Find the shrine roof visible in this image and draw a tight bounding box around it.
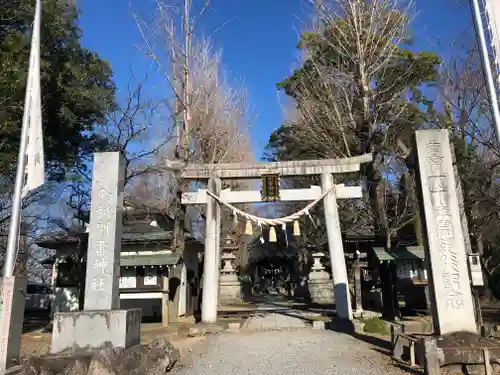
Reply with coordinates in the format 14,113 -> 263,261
120,253 -> 181,267
41,252 -> 182,266
343,228 -> 376,242
372,246 -> 425,262
35,219 -> 198,250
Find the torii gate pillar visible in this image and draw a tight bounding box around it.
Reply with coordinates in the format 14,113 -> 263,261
322,172 -> 353,320
201,177 -> 221,324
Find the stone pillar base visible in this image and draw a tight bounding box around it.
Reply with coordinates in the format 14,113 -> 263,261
219,275 -> 242,305
308,271 -> 335,305
0,276 -> 27,370
51,309 -> 142,353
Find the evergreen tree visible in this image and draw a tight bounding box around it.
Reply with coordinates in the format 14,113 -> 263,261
0,0 -> 115,180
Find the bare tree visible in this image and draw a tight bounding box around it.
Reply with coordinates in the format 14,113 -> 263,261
432,41 -> 500,299
272,0 -> 440,248
133,0 -> 254,266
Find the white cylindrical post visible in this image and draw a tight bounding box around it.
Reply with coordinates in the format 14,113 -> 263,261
214,178 -> 221,308
321,172 -> 353,320
470,0 -> 500,146
201,178 -> 218,323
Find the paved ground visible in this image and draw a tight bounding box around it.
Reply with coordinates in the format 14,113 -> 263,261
243,312 -> 307,329
175,328 -> 408,375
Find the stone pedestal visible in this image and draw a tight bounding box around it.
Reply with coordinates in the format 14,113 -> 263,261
218,235 -> 242,305
308,252 -> 335,305
0,277 -> 27,370
50,152 -> 142,354
51,309 -> 141,353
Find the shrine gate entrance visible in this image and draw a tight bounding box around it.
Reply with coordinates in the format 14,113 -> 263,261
175,154 -> 372,323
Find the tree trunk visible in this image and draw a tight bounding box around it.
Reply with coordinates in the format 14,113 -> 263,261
406,169 -> 424,246
365,162 -> 390,249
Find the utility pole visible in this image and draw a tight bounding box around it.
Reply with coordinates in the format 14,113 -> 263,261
470,0 -> 500,146
470,0 -> 500,330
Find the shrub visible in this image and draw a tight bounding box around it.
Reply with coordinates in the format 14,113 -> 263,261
362,317 -> 389,335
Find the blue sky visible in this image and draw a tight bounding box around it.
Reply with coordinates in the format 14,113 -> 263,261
77,0 -> 475,160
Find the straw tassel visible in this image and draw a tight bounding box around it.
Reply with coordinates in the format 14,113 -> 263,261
293,220 -> 301,236
269,226 -> 277,243
245,220 -> 253,235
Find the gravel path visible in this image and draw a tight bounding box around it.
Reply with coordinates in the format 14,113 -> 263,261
175,329 -> 409,375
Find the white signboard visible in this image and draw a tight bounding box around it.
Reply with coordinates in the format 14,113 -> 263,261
119,268 -> 137,289
119,276 -> 136,289
144,268 -> 158,286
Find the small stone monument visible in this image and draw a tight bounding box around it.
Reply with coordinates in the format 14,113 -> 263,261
218,234 -> 242,305
308,252 -> 335,305
51,152 -> 142,353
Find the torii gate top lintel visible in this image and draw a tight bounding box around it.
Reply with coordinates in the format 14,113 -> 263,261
171,153 -> 372,180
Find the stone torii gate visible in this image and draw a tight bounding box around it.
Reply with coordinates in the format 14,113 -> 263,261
176,154 -> 373,323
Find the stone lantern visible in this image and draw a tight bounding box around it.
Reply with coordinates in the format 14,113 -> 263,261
218,233 -> 242,305
308,252 -> 335,305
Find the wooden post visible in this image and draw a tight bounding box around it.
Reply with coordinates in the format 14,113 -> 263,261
354,260 -> 363,314
391,324 -> 403,360
409,340 -> 416,367
168,265 -> 182,323
484,348 -> 492,375
422,337 -> 440,375
161,271 -> 169,327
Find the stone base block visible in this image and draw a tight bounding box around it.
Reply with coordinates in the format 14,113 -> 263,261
226,322 -> 241,332
312,320 -> 325,330
51,309 -> 142,353
0,276 -> 27,370
308,279 -> 335,305
219,281 -> 242,305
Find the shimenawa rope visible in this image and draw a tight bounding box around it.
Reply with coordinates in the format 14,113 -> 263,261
205,184 -> 335,227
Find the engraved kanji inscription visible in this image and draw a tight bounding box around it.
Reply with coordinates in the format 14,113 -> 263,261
96,220 -> 110,236
91,277 -> 106,292
96,188 -> 111,200
95,205 -> 110,218
93,258 -> 108,274
428,175 -> 448,193
94,240 -> 108,256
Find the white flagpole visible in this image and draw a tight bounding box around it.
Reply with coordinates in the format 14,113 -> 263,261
3,0 -> 42,279
470,0 -> 500,146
